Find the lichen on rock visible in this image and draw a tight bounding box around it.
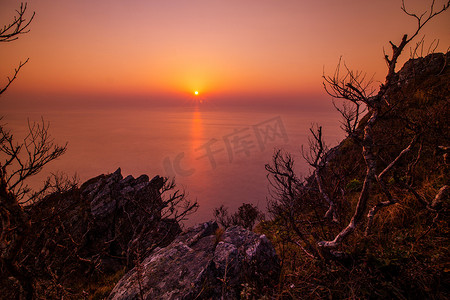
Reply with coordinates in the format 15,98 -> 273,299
108,221 -> 280,300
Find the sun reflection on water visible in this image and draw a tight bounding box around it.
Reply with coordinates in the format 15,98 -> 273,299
191,108 -> 203,152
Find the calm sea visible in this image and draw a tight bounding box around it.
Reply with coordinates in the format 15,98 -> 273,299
2,104 -> 344,226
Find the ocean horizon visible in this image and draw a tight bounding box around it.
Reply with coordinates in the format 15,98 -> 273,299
2,103 -> 344,226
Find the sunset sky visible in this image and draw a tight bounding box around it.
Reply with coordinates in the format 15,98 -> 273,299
1,0 -> 449,109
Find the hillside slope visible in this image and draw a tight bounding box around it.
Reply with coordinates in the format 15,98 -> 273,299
260,52 -> 449,299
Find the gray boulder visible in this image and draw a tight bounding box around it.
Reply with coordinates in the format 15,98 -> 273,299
108,221 -> 280,300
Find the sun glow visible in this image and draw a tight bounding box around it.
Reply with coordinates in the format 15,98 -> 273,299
194,91 -> 199,95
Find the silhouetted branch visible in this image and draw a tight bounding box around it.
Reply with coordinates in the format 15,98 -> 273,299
0,59 -> 29,96
323,58 -> 376,106
332,100 -> 365,139
318,109 -> 379,249
160,177 -> 198,223
302,125 -> 338,222
266,150 -> 320,258
0,3 -> 35,43
0,3 -> 34,97
213,203 -> 264,230
1,119 -> 66,298
26,172 -> 79,205
382,1 -> 449,91
401,0 -> 450,44
1,118 -> 67,201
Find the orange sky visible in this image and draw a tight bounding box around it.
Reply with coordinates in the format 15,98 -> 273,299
1,0 -> 449,108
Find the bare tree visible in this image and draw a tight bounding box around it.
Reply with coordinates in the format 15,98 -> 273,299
265,0 -> 449,264
0,3 -> 69,299
213,203 -> 264,230
0,119 -> 67,298
160,177 -> 199,223
265,150 -> 320,258
1,119 -> 67,203
318,0 -> 449,249
0,3 -> 34,95
302,124 -> 338,222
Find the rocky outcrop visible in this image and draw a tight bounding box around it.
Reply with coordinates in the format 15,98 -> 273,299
108,221 -> 280,300
1,169 -> 280,299
21,168 -> 181,284
77,168 -> 180,267
397,52 -> 449,84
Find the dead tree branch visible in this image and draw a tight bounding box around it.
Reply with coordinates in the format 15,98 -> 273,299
0,59 -> 29,96
0,3 -> 34,97
1,118 -> 67,201
365,136 -> 418,235
160,177 -> 198,223
0,119 -> 66,298
302,125 -> 338,222
318,0 -> 449,250
0,3 -> 35,43
266,150 -> 320,258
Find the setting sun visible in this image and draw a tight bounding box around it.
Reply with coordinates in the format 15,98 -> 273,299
2,1 -> 450,298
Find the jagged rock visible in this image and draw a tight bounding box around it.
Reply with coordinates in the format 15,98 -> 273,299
108,221 -> 280,300
20,168 -> 181,284
397,52 -> 449,84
